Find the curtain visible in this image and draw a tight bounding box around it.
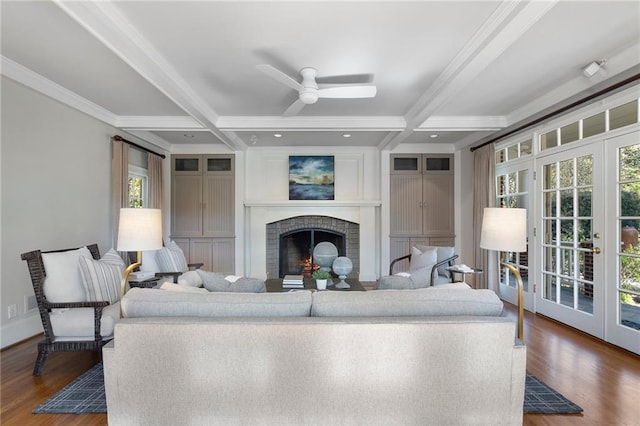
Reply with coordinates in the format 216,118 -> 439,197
111,139 -> 129,249
147,152 -> 163,210
473,143 -> 497,290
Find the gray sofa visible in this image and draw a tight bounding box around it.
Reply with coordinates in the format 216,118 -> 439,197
104,287 -> 526,425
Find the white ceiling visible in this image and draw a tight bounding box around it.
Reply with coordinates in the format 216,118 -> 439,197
2,1 -> 639,151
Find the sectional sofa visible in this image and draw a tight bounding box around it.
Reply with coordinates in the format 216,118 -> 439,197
103,286 -> 526,425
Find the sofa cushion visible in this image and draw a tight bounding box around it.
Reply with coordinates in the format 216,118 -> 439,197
78,249 -> 125,303
121,288 -> 313,318
156,241 -> 189,273
159,282 -> 209,293
42,246 -> 93,303
311,287 -> 503,317
49,301 -> 120,340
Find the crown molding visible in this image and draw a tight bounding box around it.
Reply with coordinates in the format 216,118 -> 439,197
216,116 -> 406,131
416,115 -> 506,131
1,55 -> 118,126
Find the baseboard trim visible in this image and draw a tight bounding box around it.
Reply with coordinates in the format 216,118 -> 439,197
1,314 -> 43,349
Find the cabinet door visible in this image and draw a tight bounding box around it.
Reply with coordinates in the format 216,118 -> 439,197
203,175 -> 235,237
171,175 -> 203,236
422,174 -> 454,236
390,174 -> 423,235
190,239 -> 213,272
172,155 -> 202,174
210,238 -> 235,275
389,237 -> 411,273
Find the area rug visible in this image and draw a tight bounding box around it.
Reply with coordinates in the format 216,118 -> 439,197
34,362 -> 583,415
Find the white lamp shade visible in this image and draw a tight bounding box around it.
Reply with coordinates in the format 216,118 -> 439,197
116,208 -> 163,251
480,207 -> 527,252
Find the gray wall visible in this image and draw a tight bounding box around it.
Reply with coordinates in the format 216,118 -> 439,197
2,77 -> 132,347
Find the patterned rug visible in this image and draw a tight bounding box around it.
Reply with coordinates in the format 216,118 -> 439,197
33,363 -> 583,415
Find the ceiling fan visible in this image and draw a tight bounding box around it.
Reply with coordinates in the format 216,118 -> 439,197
257,64 -> 377,116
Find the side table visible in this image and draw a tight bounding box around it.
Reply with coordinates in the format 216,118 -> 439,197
445,266 -> 483,283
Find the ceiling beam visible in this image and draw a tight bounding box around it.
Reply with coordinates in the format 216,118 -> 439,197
216,116 -> 406,132
380,0 -> 559,151
53,0 -> 246,151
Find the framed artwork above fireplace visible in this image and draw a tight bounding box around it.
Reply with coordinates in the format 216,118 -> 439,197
289,156 -> 334,200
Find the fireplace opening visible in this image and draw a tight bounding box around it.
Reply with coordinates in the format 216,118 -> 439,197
279,229 -> 345,277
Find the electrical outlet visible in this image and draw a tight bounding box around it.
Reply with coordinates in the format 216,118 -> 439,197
8,304 -> 17,319
25,295 -> 37,312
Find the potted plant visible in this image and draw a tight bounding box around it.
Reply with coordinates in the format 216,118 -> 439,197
312,269 -> 331,290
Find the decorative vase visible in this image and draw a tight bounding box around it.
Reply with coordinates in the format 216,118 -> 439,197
332,256 -> 353,289
315,279 -> 328,290
313,242 -> 338,272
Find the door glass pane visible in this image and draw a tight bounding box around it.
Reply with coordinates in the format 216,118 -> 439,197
175,158 -> 199,171
544,220 -> 556,244
576,155 -> 593,185
578,188 -> 592,217
520,141 -> 532,156
543,273 -> 556,302
507,145 -> 519,161
560,220 -> 574,242
577,219 -> 592,244
559,159 -> 574,187
621,183 -> 640,217
497,175 -> 506,196
543,163 -> 557,189
544,192 -> 556,216
560,189 -> 574,216
619,145 -> 640,180
207,158 -> 231,172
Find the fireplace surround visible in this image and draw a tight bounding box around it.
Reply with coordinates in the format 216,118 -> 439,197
267,216 -> 359,279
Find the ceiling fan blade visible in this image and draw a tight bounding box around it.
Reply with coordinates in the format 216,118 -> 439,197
257,64 -> 303,91
283,99 -> 306,116
317,85 -> 377,99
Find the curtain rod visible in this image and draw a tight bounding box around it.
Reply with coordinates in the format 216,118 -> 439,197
113,135 -> 166,159
470,71 -> 640,152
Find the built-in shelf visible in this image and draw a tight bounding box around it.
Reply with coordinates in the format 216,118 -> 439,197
244,200 -> 381,207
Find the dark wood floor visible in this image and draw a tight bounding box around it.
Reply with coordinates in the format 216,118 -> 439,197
1,303 -> 639,425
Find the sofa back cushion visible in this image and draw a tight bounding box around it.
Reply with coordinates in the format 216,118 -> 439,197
42,246 -> 93,302
311,287 -> 503,317
121,288 -> 313,318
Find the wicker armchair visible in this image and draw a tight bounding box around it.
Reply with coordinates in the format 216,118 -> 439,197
21,244 -> 118,376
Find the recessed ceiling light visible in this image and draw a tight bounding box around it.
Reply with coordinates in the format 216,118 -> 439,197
429,134 -> 439,138
343,133 -> 351,138
274,133 -> 282,138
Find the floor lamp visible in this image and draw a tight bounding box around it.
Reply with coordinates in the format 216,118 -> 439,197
480,207 -> 527,340
116,208 -> 163,299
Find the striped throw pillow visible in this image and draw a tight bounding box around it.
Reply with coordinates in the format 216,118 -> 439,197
155,241 -> 189,273
78,249 -> 125,303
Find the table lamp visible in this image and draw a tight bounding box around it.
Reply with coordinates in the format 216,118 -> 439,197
116,208 -> 163,298
480,207 -> 527,340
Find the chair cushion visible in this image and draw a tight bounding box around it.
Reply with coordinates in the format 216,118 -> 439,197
156,241 -> 189,273
78,249 -> 125,303
49,301 -> 120,340
42,246 -> 93,303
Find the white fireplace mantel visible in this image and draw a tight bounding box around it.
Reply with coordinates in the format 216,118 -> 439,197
244,200 -> 381,207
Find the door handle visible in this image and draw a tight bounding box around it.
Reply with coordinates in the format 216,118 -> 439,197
592,247 -> 601,254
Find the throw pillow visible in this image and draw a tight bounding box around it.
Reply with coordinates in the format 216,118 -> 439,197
415,245 -> 456,279
78,249 -> 126,303
229,277 -> 266,293
409,246 -> 438,287
42,246 -> 93,303
155,241 -> 189,273
177,270 -> 204,287
197,270 -> 230,292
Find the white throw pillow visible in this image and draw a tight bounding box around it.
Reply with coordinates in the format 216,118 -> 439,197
78,249 -> 126,304
415,245 -> 456,279
42,246 -> 93,303
177,270 -> 204,287
155,241 -> 189,273
409,246 -> 438,287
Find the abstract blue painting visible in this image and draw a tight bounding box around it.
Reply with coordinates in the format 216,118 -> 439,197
289,156 -> 335,200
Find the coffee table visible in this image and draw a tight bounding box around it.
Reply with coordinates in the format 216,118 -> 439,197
265,278 -> 365,292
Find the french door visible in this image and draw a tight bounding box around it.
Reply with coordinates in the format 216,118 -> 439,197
604,132 -> 640,354
536,143 -> 605,338
537,130 -> 640,354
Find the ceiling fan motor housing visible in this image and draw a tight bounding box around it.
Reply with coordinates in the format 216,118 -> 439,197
299,67 -> 319,104
299,89 -> 319,104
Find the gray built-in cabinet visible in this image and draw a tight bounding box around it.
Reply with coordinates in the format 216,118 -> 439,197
171,154 -> 235,274
390,154 -> 455,270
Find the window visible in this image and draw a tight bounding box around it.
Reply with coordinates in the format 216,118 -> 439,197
128,166 -> 148,208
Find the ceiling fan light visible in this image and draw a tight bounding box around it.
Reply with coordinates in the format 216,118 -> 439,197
299,90 -> 319,104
